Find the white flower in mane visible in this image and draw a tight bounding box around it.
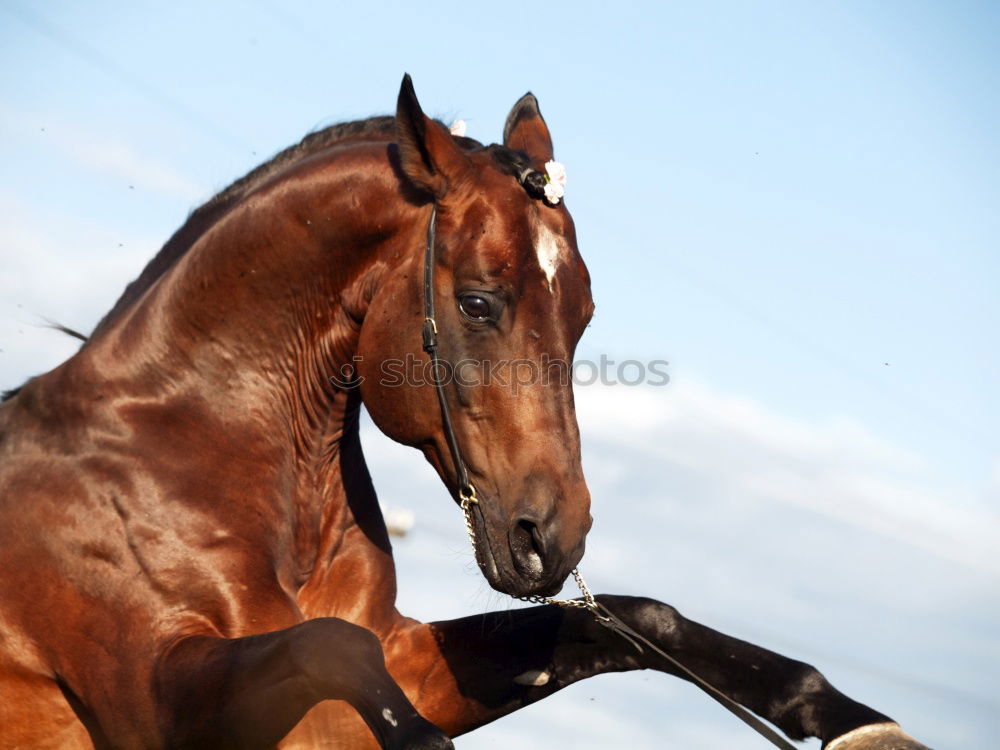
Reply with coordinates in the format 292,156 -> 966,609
449,119 -> 467,137
543,160 -> 567,205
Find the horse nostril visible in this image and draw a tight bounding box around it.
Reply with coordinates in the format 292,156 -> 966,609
510,518 -> 546,579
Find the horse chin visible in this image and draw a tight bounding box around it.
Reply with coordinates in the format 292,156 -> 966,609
478,562 -> 539,598
491,571 -> 564,600
473,540 -> 502,586
470,517 -> 540,597
475,543 -> 563,599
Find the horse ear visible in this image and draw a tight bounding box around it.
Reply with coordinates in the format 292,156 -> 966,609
502,92 -> 554,168
395,74 -> 470,198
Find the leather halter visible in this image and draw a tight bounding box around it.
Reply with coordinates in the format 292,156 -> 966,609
421,205 -> 478,508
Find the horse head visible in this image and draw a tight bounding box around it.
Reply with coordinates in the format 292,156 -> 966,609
357,76 -> 594,598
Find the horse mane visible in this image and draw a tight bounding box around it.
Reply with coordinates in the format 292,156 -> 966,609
88,116 -> 404,339
83,115 -> 526,341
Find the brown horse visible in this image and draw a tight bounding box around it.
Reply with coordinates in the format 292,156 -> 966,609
0,76 -> 926,749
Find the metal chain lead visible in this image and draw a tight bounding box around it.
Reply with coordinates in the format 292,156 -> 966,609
516,567 -> 599,611
460,491 -> 479,555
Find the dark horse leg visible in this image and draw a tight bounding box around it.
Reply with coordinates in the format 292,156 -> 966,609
155,617 -> 452,749
390,595 -> 920,748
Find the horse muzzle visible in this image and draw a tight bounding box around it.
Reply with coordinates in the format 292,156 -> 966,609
473,506 -> 589,598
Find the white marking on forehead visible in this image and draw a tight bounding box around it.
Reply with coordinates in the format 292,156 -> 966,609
533,220 -> 569,292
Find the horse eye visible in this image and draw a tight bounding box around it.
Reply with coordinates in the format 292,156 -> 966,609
459,295 -> 491,321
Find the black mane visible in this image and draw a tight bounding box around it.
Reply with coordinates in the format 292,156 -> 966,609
85,116 -> 530,339
208,116 -> 397,213
89,116 -> 402,338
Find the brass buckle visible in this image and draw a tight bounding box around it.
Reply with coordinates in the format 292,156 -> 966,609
458,483 -> 478,509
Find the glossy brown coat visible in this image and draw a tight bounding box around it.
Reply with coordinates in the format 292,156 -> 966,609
0,77 -> 922,749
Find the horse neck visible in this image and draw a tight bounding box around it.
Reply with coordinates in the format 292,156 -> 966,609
77,146 -> 424,621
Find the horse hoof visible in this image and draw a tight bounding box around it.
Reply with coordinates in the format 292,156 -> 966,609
824,722 -> 931,750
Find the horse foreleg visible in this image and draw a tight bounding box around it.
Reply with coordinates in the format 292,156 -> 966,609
386,595 -> 922,748
155,617 -> 452,749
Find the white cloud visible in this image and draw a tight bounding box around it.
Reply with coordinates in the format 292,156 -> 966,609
573,381 -> 1000,577
0,193 -> 158,386
0,107 -> 207,202
57,134 -> 206,203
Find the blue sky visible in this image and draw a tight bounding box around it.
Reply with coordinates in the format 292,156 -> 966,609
2,2 -> 998,748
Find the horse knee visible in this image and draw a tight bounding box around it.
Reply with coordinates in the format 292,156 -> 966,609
288,619 -> 453,749
288,617 -> 386,691
595,594 -> 682,642
781,661 -> 837,713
